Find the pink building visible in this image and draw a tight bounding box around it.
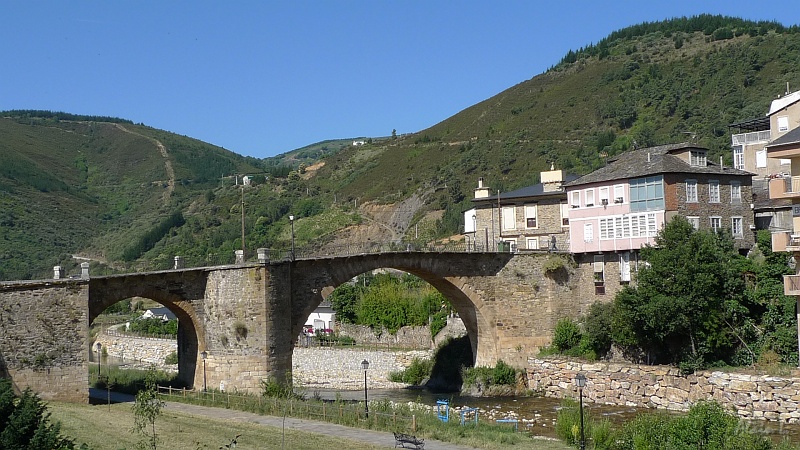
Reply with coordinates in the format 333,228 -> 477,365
565,143 -> 754,292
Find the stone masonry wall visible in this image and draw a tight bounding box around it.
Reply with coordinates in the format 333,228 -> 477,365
336,323 -> 431,348
527,358 -> 800,423
202,267 -> 270,394
95,330 -> 176,365
0,281 -> 89,402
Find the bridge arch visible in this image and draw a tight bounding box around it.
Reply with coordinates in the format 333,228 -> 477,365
88,270 -> 209,388
290,252 -> 514,366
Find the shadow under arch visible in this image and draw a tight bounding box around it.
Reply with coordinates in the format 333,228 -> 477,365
88,275 -> 208,390
290,252 -> 508,367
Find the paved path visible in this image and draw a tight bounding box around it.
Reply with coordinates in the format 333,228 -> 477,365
91,389 -> 479,449
164,402 -> 479,449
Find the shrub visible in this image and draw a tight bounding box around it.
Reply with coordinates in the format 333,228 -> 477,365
553,318 -> 582,352
492,360 -> 518,385
164,351 -> 178,365
389,357 -> 433,384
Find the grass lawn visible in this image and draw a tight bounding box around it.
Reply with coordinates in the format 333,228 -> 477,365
47,400 -> 571,450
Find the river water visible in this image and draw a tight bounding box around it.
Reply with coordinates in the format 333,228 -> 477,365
308,387 -> 800,444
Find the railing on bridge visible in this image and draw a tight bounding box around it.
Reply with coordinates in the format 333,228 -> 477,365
94,239 -> 570,274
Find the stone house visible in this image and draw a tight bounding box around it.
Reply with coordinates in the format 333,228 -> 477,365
463,168 -> 577,252
564,142 -> 755,297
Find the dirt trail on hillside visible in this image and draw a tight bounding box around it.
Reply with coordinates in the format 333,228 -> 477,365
113,123 -> 175,205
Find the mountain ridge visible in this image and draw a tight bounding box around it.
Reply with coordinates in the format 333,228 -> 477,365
3,15 -> 800,280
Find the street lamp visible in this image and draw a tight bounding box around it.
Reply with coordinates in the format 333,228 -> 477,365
575,373 -> 587,450
361,359 -> 369,419
95,342 -> 102,379
201,351 -> 208,392
289,215 -> 295,261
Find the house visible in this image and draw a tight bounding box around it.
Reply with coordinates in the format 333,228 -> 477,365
304,301 -> 335,332
141,307 -> 177,322
730,89 -> 800,249
564,143 -> 755,295
464,167 -> 576,252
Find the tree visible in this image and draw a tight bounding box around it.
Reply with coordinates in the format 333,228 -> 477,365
328,283 -> 361,324
0,378 -> 76,449
132,368 -> 166,450
611,216 -> 747,370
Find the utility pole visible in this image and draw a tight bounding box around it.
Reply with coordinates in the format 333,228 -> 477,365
241,187 -> 245,258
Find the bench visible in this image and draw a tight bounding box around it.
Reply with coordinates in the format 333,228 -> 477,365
496,418 -> 519,431
393,432 -> 425,449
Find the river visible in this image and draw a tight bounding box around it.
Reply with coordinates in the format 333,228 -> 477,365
307,387 -> 800,444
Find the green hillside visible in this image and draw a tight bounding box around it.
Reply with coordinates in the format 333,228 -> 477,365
3,15 -> 800,280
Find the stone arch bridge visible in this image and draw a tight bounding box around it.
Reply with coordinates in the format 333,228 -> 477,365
0,250 -> 584,402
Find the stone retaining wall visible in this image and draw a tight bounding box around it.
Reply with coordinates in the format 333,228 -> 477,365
527,358 -> 800,423
336,323 -> 432,348
95,331 -> 176,365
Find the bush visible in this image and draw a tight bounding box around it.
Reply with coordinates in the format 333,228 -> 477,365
164,351 -> 178,365
389,357 -> 433,384
553,318 -> 582,352
492,360 -> 518,385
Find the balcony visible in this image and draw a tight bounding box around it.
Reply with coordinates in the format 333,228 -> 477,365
784,274 -> 800,296
769,176 -> 800,199
732,130 -> 771,145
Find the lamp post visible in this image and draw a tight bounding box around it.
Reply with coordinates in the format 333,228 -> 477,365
201,351 -> 207,392
575,373 -> 587,450
289,215 -> 295,261
95,342 -> 102,379
361,359 -> 369,419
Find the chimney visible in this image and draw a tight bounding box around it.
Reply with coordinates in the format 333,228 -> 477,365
541,167 -> 564,192
474,178 -> 491,199
173,256 -> 185,270
235,250 -> 244,264
53,266 -> 65,279
80,262 -> 90,279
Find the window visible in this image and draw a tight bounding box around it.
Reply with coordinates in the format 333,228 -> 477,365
570,191 -> 580,208
629,176 -> 664,211
526,237 -> 538,250
614,184 -> 624,203
756,150 -> 767,168
778,116 -> 789,132
686,180 -> 698,203
502,206 -> 516,230
709,181 -> 720,203
524,204 -> 537,228
731,217 -> 743,238
687,216 -> 700,230
619,252 -> 631,283
585,189 -> 595,207
730,182 -> 741,203
584,223 -> 594,243
690,150 -> 707,167
593,255 -> 604,284
599,213 -> 659,239
560,202 -> 570,226
733,145 -> 744,170
710,216 -> 722,232
599,187 -> 609,205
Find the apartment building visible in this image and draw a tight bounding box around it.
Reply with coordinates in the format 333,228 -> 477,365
731,89 -> 800,249
565,143 -> 754,295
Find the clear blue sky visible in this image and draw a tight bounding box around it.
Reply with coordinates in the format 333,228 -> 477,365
3,2 -> 800,159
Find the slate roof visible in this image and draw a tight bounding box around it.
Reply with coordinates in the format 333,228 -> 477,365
489,174 -> 580,201
766,126 -> 800,148
563,143 -> 754,188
